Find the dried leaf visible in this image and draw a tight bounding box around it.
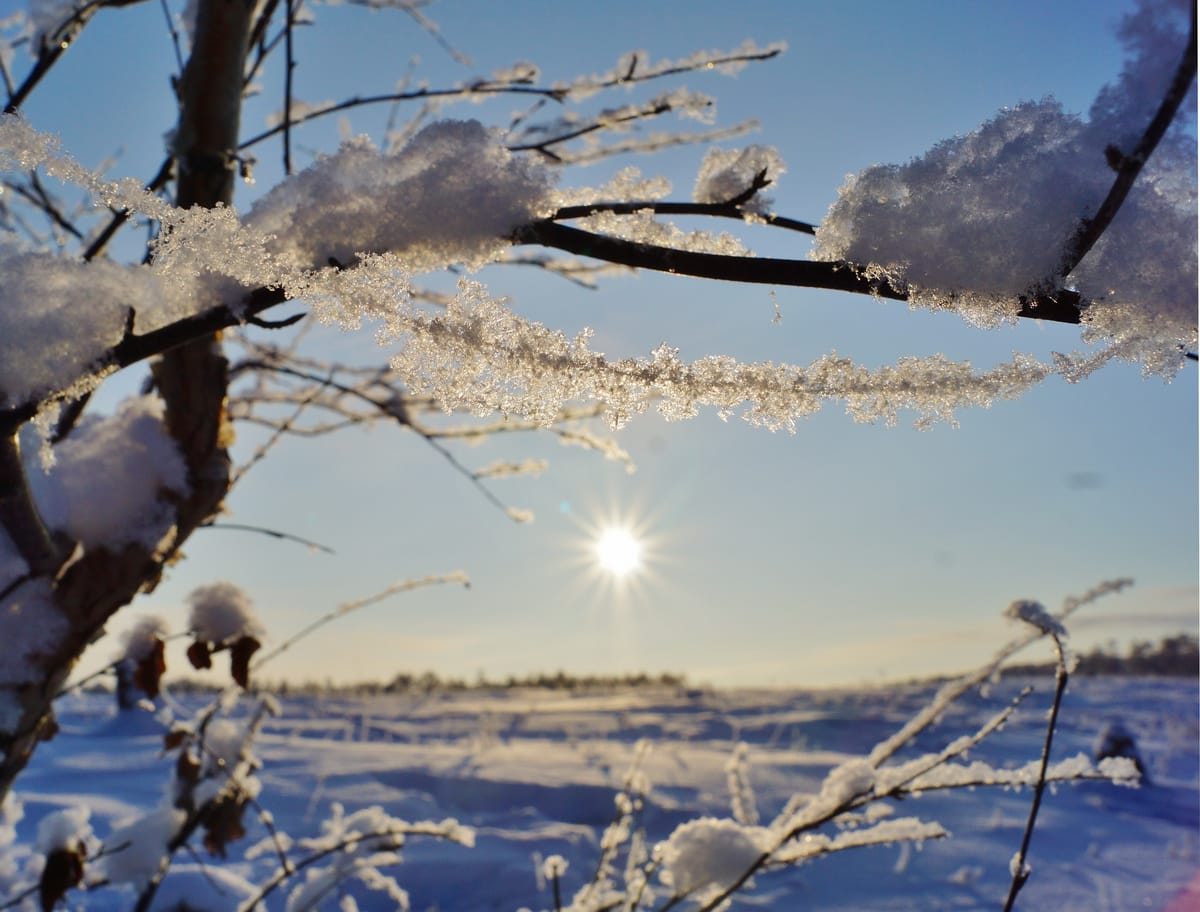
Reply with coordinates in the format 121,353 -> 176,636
133,637 -> 167,698
175,750 -> 200,791
186,640 -> 213,671
203,795 -> 247,857
39,846 -> 84,912
162,729 -> 189,753
229,635 -> 262,689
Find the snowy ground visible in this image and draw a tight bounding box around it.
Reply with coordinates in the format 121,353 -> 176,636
6,675 -> 1198,911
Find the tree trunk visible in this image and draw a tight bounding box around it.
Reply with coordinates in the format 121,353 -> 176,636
0,0 -> 250,805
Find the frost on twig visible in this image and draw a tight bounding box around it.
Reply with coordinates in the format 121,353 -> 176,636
596,580 -> 1140,912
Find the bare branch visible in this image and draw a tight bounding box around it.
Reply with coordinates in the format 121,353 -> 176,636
198,521 -> 335,554
1003,635 -> 1071,911
0,432 -> 61,576
282,0 -> 296,175
4,0 -> 153,114
550,200 -> 815,236
1059,9 -> 1197,278
515,219 -> 1086,324
252,573 -> 469,670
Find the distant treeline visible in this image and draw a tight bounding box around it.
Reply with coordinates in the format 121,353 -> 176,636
146,670 -> 692,697
1003,633 -> 1198,677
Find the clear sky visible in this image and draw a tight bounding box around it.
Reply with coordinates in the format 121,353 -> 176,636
10,0 -> 1197,688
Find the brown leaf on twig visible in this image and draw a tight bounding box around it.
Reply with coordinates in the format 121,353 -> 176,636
39,846 -> 85,912
162,728 -> 189,752
186,640 -> 213,670
133,637 -> 167,698
203,794 -> 247,857
229,635 -> 261,688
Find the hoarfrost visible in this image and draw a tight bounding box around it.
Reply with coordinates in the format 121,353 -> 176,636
385,278 -> 1057,430
540,854 -> 568,880
773,817 -> 946,864
725,742 -> 759,826
1004,599 -> 1068,638
881,751 -> 1140,792
283,804 -> 473,912
28,396 -> 188,550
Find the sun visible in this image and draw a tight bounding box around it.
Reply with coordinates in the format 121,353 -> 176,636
594,526 -> 643,578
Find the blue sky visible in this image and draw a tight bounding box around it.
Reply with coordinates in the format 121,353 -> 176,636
10,0 -> 1197,687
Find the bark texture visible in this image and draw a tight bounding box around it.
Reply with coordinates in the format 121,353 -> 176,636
0,0 -> 251,805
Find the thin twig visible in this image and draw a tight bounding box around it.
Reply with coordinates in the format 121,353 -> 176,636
198,521 -> 335,554
1002,635 -> 1070,912
251,573 -> 469,670
282,0 -> 295,175
158,0 -> 185,73
551,199 -> 816,235
1059,8 -> 1197,278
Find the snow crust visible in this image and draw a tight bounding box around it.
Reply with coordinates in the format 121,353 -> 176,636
27,396 -> 188,550
147,863 -> 256,911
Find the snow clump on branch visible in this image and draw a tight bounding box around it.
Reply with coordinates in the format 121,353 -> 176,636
693,144 -> 785,211
814,0 -> 1196,372
246,119 -> 556,271
186,582 -> 264,645
658,817 -> 771,900
26,395 -> 188,548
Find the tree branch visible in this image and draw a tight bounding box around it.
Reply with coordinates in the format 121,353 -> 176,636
514,220 -> 1085,324
1059,8 -> 1197,278
550,200 -> 815,235
3,0 -> 151,114
0,433 -> 60,576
